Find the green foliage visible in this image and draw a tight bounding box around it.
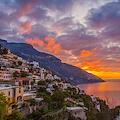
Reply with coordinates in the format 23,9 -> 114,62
23,108 -> 46,120
37,87 -> 46,93
13,71 -> 20,77
0,93 -> 9,120
18,61 -> 23,66
46,79 -> 52,84
63,90 -> 71,97
43,95 -> 51,103
51,90 -> 65,107
52,84 -> 58,90
26,98 -> 37,106
68,115 -> 77,120
20,71 -> 28,77
7,110 -> 22,120
31,81 -> 35,86
37,80 -> 46,86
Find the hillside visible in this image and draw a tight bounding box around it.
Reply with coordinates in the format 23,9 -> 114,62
0,39 -> 105,85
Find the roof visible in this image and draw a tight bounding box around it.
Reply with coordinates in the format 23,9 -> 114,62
35,98 -> 44,102
11,77 -> 30,81
23,93 -> 34,97
0,86 -> 22,90
67,107 -> 83,111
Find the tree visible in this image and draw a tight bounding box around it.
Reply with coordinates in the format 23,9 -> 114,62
8,110 -> 22,120
68,115 -> 77,120
37,87 -> 46,93
26,98 -> 37,106
31,81 -> 35,86
13,71 -> 20,77
20,71 -> 28,77
17,61 -> 23,66
44,95 -> 51,103
51,90 -> 65,107
37,81 -> 46,86
3,48 -> 8,54
0,93 -> 9,120
53,84 -> 58,90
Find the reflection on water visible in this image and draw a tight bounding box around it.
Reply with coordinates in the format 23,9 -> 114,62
77,79 -> 120,108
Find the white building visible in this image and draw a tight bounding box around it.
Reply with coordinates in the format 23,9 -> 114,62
0,70 -> 12,81
30,61 -> 39,68
54,75 -> 61,80
40,68 -> 46,80
46,73 -> 53,80
7,68 -> 20,74
67,107 -> 87,120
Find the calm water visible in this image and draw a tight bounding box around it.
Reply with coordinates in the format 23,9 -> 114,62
77,79 -> 120,108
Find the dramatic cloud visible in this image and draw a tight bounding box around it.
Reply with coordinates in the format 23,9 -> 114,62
0,0 -> 120,78
81,50 -> 92,56
26,37 -> 60,54
20,21 -> 31,33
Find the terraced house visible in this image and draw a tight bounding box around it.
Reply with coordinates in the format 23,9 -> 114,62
0,86 -> 24,114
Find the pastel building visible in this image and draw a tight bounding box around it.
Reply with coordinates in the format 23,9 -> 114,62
0,86 -> 24,114
10,77 -> 31,91
0,70 -> 12,81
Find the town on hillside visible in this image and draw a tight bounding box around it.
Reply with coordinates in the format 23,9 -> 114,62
0,44 -> 120,120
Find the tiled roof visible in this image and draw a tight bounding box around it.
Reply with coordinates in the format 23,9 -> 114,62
11,77 -> 30,81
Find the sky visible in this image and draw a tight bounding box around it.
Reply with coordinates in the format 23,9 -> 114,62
0,0 -> 120,79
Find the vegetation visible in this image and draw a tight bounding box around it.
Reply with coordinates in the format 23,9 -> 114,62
0,44 -> 8,55
20,71 -> 28,77
7,110 -> 23,120
51,90 -> 65,107
26,98 -> 37,106
18,61 -> 23,66
37,81 -> 46,86
0,93 -> 9,120
13,71 -> 20,77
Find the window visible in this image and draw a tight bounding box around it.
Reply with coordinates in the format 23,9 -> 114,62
19,88 -> 21,93
8,91 -> 10,97
19,82 -> 21,86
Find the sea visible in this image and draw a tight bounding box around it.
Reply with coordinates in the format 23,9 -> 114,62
77,79 -> 120,108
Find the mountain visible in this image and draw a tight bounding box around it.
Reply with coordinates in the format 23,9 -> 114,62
0,39 -> 105,85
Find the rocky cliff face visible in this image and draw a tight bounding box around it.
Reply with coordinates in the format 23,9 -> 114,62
0,39 -> 105,85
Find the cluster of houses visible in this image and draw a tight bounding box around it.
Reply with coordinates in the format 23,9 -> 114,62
0,48 -> 101,120
0,49 -> 61,114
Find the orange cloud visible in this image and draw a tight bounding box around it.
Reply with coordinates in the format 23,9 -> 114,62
26,38 -> 44,46
116,60 -> 120,62
57,28 -> 62,31
45,37 -> 60,54
93,47 -> 97,50
26,37 -> 60,54
18,3 -> 33,16
20,21 -> 31,34
66,50 -> 70,54
81,59 -> 102,72
81,50 -> 92,56
45,37 -> 55,46
50,28 -> 62,32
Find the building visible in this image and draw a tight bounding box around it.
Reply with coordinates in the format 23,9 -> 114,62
40,68 -> 46,80
10,77 -> 31,91
30,61 -> 39,68
66,107 -> 87,120
54,75 -> 61,80
0,70 -> 12,81
0,86 -> 24,114
32,75 -> 41,83
23,93 -> 35,100
7,68 -> 20,74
